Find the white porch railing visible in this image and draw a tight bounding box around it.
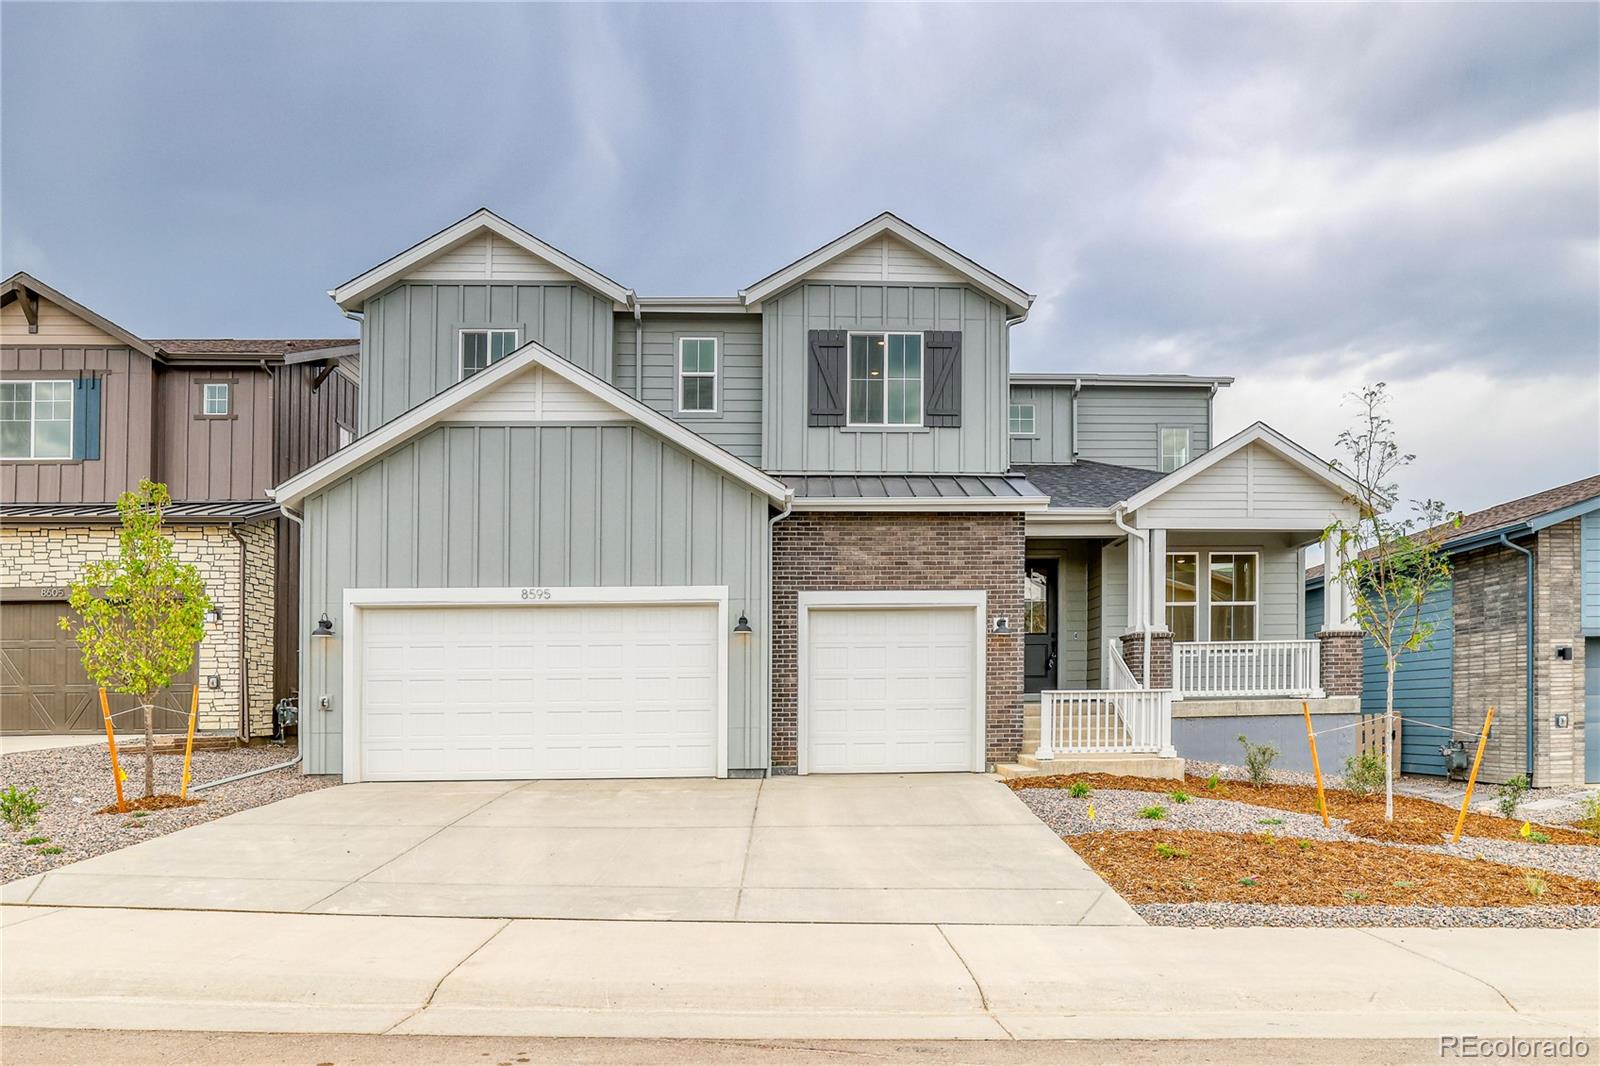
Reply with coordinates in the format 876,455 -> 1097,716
1035,689 -> 1172,757
1172,640 -> 1322,699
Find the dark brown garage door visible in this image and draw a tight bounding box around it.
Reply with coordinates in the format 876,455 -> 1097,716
1,601 -> 196,735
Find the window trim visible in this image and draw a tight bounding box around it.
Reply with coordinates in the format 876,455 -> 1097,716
1206,550 -> 1260,641
1164,551 -> 1199,640
1009,402 -> 1036,436
0,378 -> 74,461
845,330 -> 924,429
201,382 -> 231,418
1158,425 -> 1192,473
457,327 -> 521,381
675,335 -> 720,416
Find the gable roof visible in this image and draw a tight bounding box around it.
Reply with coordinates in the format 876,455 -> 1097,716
739,213 -> 1034,317
330,208 -> 634,311
1,272 -> 162,359
270,336 -> 790,509
1120,421 -> 1368,515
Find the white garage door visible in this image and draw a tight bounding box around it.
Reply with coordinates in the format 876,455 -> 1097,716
805,607 -> 978,774
356,603 -> 719,781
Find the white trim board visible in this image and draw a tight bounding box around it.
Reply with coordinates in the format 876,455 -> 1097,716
794,589 -> 988,776
339,585 -> 730,783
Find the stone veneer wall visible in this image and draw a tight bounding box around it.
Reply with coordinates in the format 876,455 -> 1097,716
1,521 -> 277,737
770,512 -> 1025,769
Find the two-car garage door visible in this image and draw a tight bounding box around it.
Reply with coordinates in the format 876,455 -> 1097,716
356,603 -> 719,781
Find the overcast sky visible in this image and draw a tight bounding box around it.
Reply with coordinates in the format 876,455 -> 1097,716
3,2 -> 1596,516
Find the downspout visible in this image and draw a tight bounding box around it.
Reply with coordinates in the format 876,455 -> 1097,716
226,524 -> 251,742
765,496 -> 794,775
1499,533 -> 1536,783
1071,378 -> 1082,462
1112,505 -> 1151,687
1206,383 -> 1218,450
629,293 -> 643,399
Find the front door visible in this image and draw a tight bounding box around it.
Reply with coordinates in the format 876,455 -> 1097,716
1023,560 -> 1058,693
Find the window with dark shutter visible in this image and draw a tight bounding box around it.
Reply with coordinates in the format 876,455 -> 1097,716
807,329 -> 847,426
922,330 -> 963,427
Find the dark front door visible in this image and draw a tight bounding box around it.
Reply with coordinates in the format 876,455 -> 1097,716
1023,559 -> 1058,693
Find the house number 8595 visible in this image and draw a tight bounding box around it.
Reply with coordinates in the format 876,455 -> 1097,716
520,588 -> 552,600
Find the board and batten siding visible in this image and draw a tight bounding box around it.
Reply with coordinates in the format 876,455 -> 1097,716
762,283 -> 1009,474
0,345 -> 156,504
154,366 -> 275,501
1075,387 -> 1210,471
1007,385 -> 1074,464
1582,508 -> 1600,633
612,313 -> 763,465
360,282 -> 617,434
298,422 -> 772,776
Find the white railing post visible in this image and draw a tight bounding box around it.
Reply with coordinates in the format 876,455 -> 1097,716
1158,689 -> 1176,757
1035,692 -> 1056,761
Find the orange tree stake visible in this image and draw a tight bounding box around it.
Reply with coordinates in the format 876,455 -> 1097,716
1302,700 -> 1330,828
1452,706 -> 1495,844
180,683 -> 199,799
99,687 -> 126,813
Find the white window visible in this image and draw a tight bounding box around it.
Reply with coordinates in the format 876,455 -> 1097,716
1159,426 -> 1191,472
848,332 -> 922,426
202,382 -> 230,416
459,329 -> 520,379
678,337 -> 718,413
1208,552 -> 1258,640
0,380 -> 72,460
1165,552 -> 1199,641
1009,403 -> 1035,435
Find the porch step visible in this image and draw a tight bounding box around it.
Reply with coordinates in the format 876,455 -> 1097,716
998,752 -> 1186,782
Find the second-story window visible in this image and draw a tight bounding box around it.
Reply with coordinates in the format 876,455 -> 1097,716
202,383 -> 231,416
1159,426 -> 1191,472
1009,403 -> 1035,435
848,332 -> 921,427
0,380 -> 72,460
678,337 -> 718,413
460,329 -> 520,379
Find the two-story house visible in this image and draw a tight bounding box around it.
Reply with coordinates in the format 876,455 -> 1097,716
271,210 -> 1368,782
0,272 -> 357,739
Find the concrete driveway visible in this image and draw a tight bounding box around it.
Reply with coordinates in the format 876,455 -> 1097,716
1,773 -> 1138,925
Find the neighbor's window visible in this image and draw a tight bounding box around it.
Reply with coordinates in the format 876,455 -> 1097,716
202,382 -> 231,416
1159,426 -> 1191,472
1208,552 -> 1258,640
460,329 -> 520,379
1009,403 -> 1036,435
678,337 -> 718,413
0,380 -> 72,460
1165,552 -> 1198,642
848,332 -> 921,426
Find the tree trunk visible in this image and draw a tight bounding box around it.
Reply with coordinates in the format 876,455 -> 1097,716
1384,661 -> 1396,822
142,701 -> 155,799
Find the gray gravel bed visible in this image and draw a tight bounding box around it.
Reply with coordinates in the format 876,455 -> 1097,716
1137,903 -> 1600,929
1399,838 -> 1600,883
1,741 -> 334,883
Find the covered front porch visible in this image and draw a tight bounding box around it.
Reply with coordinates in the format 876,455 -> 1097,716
1007,424 -> 1366,777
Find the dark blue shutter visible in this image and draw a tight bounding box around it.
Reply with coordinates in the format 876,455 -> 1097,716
807,329 -> 847,426
71,376 -> 102,461
923,331 -> 962,427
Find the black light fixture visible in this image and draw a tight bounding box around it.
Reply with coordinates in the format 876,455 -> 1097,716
733,612 -> 752,634
313,612 -> 336,637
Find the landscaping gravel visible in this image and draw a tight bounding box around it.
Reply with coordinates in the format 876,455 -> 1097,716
1137,902 -> 1600,929
1,741 -> 334,883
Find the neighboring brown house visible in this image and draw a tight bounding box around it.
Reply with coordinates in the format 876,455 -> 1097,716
0,271 -> 356,738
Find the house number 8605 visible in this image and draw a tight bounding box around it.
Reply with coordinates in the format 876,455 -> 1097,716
520,588 -> 552,600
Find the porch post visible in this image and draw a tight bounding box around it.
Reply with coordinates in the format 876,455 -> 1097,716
1126,532 -> 1147,630
1320,531 -> 1358,631
1147,527 -> 1167,633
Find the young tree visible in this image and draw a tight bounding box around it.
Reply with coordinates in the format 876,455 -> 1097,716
1324,384 -> 1459,822
61,480 -> 212,799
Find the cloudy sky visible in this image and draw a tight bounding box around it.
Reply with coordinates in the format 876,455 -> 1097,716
3,3 -> 1596,515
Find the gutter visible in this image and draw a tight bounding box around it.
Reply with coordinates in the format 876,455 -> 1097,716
1498,533 -> 1536,783
1112,505 -> 1151,687
1070,378 -> 1082,462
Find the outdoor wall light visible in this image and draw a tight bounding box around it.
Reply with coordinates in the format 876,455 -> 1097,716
733,613 -> 753,634
204,606 -> 222,624
993,617 -> 1011,634
313,612 -> 336,637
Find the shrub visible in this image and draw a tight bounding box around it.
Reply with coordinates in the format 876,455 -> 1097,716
1342,751 -> 1387,798
40,846 -> 62,855
1343,889 -> 1366,901
1236,735 -> 1279,787
1153,842 -> 1190,859
1168,789 -> 1191,804
1139,805 -> 1167,820
1392,880 -> 1415,889
1297,840 -> 1313,851
1238,876 -> 1259,887
1067,780 -> 1092,798
23,836 -> 48,846
1204,773 -> 1222,791
1496,775 -> 1529,819
0,785 -> 43,831
1528,830 -> 1551,845
1258,816 -> 1284,826
1524,874 -> 1547,898
1576,794 -> 1600,836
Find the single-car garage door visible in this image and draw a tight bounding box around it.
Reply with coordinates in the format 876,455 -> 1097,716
804,605 -> 979,774
355,602 -> 720,781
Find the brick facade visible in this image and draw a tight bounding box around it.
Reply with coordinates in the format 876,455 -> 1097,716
1316,630 -> 1364,697
771,511 -> 1025,769
1,521 -> 277,737
1118,630 -> 1173,689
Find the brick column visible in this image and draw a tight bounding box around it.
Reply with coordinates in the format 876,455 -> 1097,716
1317,630 -> 1364,696
1118,630 -> 1173,689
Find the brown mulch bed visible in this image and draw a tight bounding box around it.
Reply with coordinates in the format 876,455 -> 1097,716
1074,829 -> 1600,907
1007,773 -> 1600,847
94,794 -> 202,815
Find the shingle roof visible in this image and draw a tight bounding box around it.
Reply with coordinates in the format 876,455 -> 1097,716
1,501 -> 279,523
784,473 -> 1043,500
1306,472 -> 1600,580
152,338 -> 355,358
1012,461 -> 1166,509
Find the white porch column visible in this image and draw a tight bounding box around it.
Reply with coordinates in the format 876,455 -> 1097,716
1126,532 -> 1148,630
1321,531 -> 1358,631
1147,527 -> 1168,632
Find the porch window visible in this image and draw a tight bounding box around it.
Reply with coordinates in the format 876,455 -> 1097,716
848,332 -> 922,426
459,329 -> 520,379
1165,552 -> 1198,641
1159,426 -> 1191,472
1208,552 -> 1258,640
1009,403 -> 1035,435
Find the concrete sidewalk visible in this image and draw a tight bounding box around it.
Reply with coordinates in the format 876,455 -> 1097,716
3,905 -> 1595,1041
